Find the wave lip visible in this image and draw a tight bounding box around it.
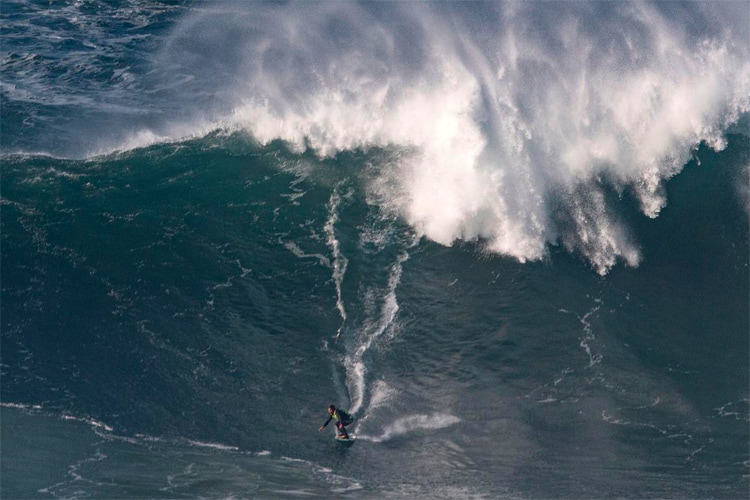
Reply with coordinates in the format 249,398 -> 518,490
6,1 -> 750,272
172,1 -> 745,273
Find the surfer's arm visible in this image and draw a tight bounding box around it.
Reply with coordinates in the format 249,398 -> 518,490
318,416 -> 333,431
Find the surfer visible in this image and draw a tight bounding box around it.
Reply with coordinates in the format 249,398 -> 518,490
318,404 -> 353,439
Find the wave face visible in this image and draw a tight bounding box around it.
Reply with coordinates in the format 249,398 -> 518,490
1,1 -> 749,498
2,133 -> 748,498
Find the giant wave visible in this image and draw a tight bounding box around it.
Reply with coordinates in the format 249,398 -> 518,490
4,1 -> 749,273
122,1 -> 750,273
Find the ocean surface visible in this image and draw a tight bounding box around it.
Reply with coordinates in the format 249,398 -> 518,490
1,1 -> 749,498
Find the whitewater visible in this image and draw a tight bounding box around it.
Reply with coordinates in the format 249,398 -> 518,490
2,1 -> 748,498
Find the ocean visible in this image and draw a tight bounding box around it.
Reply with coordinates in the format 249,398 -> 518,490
1,1 -> 748,498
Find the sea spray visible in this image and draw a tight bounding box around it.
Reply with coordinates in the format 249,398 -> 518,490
165,1 -> 749,273
9,2 -> 747,273
356,413 -> 461,443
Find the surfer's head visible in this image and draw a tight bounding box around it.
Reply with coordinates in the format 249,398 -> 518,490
328,404 -> 336,414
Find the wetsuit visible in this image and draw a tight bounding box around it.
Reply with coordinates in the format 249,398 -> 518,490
321,409 -> 354,437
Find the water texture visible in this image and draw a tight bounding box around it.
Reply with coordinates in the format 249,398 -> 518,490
1,1 -> 748,498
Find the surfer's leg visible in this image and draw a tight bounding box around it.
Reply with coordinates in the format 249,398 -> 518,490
337,422 -> 349,438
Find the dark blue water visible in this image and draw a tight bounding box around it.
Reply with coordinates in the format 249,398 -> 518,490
2,1 -> 749,498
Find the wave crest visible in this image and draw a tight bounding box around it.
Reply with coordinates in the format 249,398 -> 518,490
127,2 -> 750,272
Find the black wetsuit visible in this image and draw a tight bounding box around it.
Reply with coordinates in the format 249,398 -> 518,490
321,409 -> 353,436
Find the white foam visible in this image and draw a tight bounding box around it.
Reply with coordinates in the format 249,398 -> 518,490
324,187 -> 349,338
358,413 -> 461,443
61,414 -> 114,432
367,380 -> 397,411
282,240 -> 331,267
205,2 -> 749,273
183,439 -> 239,451
346,250 -> 409,414
0,402 -> 43,410
74,2 -> 750,273
579,303 -> 604,368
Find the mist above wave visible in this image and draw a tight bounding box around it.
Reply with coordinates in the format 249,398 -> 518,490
82,2 -> 750,271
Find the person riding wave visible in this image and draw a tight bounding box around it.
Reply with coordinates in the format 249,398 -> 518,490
318,404 -> 354,439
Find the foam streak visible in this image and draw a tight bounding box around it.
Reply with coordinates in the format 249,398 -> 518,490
357,413 -> 461,443
324,187 -> 348,339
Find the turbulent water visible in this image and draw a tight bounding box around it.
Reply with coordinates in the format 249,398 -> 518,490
2,1 -> 749,498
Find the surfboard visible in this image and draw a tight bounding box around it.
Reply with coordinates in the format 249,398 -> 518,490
335,434 -> 354,443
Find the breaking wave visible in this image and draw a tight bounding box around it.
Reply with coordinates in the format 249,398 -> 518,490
4,1 -> 749,273
136,1 -> 749,273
